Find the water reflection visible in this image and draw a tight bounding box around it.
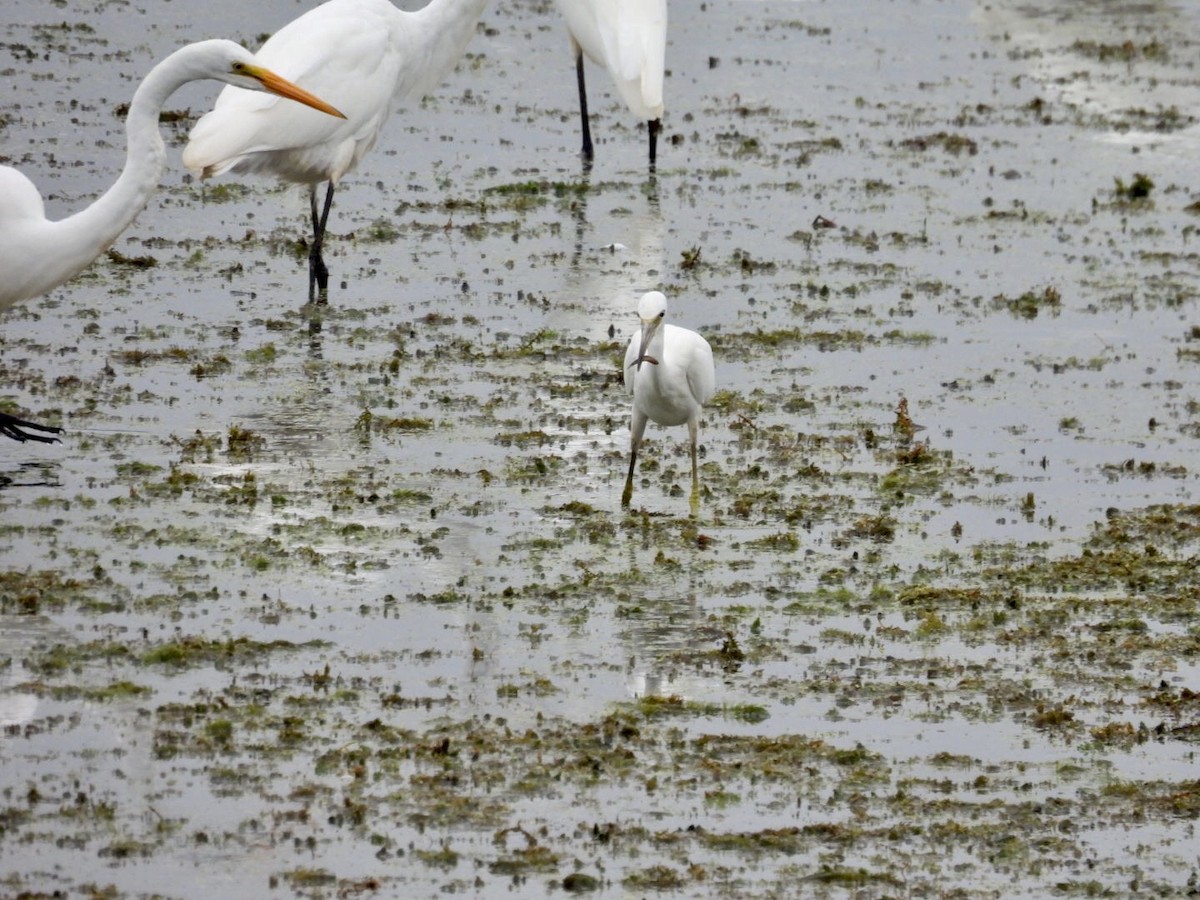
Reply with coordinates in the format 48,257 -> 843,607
558,174 -> 666,333
0,616 -> 67,732
233,383 -> 345,458
0,679 -> 37,732
0,461 -> 60,492
623,592 -> 707,700
618,536 -> 730,702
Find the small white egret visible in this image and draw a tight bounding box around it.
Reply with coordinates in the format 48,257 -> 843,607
183,0 -> 489,300
622,290 -> 715,511
553,0 -> 667,166
0,40 -> 344,443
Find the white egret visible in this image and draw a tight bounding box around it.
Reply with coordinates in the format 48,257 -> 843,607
0,40 -> 344,444
622,290 -> 715,511
553,0 -> 667,166
183,0 -> 490,301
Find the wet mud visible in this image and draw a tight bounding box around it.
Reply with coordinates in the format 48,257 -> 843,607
2,0 -> 1199,896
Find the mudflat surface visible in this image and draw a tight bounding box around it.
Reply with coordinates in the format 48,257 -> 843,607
2,0 -> 1199,897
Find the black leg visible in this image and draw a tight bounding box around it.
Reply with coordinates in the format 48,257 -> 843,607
575,52 -> 594,162
648,118 -> 661,169
621,445 -> 637,507
308,182 -> 334,303
0,412 -> 62,444
622,418 -> 645,508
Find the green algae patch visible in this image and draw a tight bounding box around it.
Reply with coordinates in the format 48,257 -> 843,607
488,844 -> 559,875
44,680 -> 152,702
991,285 -> 1063,319
0,570 -> 133,616
26,640 -> 134,675
625,694 -> 768,724
622,865 -> 691,890
803,866 -> 905,888
355,408 -> 435,435
561,871 -> 601,892
140,637 -> 330,670
111,346 -> 197,366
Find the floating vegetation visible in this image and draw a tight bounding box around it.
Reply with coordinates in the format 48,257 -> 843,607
991,285 -> 1063,319
898,131 -> 979,155
1070,38 -> 1167,62
106,248 -> 157,269
1113,172 -> 1155,201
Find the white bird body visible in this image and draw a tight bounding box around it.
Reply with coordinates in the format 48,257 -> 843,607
0,168 -> 63,309
622,290 -> 714,509
183,0 -> 489,297
0,40 -> 340,314
0,39 -> 344,441
624,321 -> 711,429
553,0 -> 667,164
555,0 -> 666,122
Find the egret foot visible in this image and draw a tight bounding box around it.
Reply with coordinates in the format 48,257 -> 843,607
0,412 -> 62,444
308,250 -> 329,303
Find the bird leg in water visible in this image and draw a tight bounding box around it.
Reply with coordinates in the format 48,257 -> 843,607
308,183 -> 335,302
575,52 -> 594,162
621,445 -> 637,507
649,118 -> 661,168
688,421 -> 701,515
622,414 -> 646,507
0,412 -> 62,444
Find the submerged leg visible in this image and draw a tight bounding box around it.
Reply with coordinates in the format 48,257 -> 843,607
648,118 -> 661,168
0,412 -> 62,444
308,182 -> 335,302
621,443 -> 639,508
622,415 -> 647,507
575,52 -> 594,162
688,417 -> 701,515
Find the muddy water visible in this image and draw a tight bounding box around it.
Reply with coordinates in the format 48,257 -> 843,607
2,0 -> 1199,897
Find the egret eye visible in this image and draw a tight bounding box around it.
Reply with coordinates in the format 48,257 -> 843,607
658,311 -> 665,319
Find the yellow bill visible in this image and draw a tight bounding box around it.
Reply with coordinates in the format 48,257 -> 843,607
243,64 -> 346,119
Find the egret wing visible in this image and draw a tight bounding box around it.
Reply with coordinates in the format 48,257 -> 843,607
596,0 -> 666,116
686,335 -> 716,406
184,0 -> 401,182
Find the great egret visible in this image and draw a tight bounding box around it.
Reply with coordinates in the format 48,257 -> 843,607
622,290 -> 715,511
183,0 -> 490,301
0,40 -> 344,444
553,0 -> 667,166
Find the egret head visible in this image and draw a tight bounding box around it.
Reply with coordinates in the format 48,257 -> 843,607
631,290 -> 668,371
209,41 -> 345,119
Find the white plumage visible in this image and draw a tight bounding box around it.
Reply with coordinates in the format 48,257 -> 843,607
183,0 -> 489,299
622,290 -> 715,510
0,40 -> 343,443
553,0 -> 667,165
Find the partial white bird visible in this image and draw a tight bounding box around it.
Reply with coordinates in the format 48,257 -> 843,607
622,290 -> 715,511
553,0 -> 667,166
0,40 -> 344,444
183,0 -> 489,301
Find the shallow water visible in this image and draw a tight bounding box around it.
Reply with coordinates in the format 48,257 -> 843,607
2,0 -> 1200,897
